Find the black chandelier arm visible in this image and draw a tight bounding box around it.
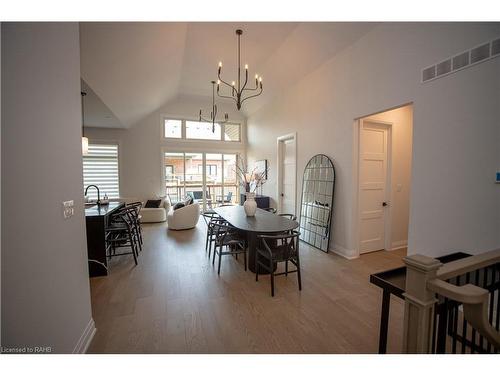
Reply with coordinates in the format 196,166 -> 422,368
242,79 -> 260,91
240,87 -> 263,105
217,72 -> 233,89
217,91 -> 237,102
241,69 -> 249,92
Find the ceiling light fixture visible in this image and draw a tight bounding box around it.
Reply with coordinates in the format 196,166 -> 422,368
199,80 -> 229,132
81,91 -> 89,155
217,29 -> 263,110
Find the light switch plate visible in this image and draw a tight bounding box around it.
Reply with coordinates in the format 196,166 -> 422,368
63,200 -> 74,219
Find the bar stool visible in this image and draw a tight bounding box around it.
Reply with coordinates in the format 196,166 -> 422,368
106,206 -> 139,266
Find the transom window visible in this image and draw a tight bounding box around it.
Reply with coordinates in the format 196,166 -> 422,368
163,118 -> 241,142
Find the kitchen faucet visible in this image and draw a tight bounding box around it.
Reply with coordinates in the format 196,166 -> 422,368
85,185 -> 101,205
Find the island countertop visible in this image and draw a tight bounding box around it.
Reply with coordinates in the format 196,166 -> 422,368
84,201 -> 124,217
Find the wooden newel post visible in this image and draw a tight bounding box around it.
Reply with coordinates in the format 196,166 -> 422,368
402,254 -> 442,353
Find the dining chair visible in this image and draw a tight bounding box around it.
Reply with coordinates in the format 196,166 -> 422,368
211,221 -> 247,275
256,231 -> 302,297
278,213 -> 297,221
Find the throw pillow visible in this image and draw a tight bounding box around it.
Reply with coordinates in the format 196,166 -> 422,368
145,199 -> 162,208
184,196 -> 194,206
173,202 -> 185,210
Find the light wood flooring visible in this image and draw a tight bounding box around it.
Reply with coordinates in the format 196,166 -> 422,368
88,221 -> 407,353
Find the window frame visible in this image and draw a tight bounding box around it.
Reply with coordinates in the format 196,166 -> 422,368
162,116 -> 241,143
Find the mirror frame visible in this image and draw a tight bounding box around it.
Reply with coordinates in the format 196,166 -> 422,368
298,154 -> 335,253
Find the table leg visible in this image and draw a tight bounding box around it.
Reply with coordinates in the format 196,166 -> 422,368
247,232 -> 258,273
378,289 -> 391,354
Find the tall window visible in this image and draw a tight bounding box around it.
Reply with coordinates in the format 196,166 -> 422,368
163,117 -> 241,142
164,152 -> 239,210
83,143 -> 120,199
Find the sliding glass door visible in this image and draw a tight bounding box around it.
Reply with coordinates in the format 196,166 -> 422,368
164,151 -> 240,211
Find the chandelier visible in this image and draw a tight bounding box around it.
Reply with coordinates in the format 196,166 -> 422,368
199,80 -> 229,132
217,29 -> 263,110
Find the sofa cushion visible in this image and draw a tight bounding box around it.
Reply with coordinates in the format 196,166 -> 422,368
145,199 -> 162,208
173,202 -> 185,210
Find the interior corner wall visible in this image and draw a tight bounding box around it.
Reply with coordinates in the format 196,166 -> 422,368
84,94 -> 247,201
246,23 -> 500,258
1,23 -> 93,353
365,105 -> 413,251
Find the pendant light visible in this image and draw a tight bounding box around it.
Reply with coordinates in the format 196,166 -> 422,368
81,91 -> 89,155
199,80 -> 229,133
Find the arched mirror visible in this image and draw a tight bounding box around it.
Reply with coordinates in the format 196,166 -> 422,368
299,154 -> 335,252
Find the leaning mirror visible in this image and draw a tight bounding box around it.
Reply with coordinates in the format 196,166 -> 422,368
299,154 -> 335,252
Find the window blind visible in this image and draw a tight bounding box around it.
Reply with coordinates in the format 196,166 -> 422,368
83,144 -> 120,199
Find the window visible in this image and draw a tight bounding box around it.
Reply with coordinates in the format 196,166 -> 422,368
164,152 -> 240,210
163,117 -> 241,143
164,119 -> 182,138
199,164 -> 217,176
165,165 -> 174,176
224,123 -> 241,142
186,121 -> 221,140
83,144 -> 120,199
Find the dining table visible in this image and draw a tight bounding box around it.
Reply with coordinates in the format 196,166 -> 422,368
213,205 -> 299,273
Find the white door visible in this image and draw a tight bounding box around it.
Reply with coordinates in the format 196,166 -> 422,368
279,136 -> 296,215
359,120 -> 390,254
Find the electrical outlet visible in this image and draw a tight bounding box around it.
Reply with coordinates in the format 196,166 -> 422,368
63,200 -> 74,219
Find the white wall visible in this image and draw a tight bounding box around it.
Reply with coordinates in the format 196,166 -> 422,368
85,94 -> 246,200
365,105 -> 413,250
247,23 -> 500,258
1,23 -> 93,353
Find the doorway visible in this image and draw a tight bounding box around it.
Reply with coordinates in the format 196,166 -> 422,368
277,133 -> 297,215
355,104 -> 413,255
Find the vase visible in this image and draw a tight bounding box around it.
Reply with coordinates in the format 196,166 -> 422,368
243,192 -> 257,216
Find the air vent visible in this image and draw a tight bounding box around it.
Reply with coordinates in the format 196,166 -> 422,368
452,52 -> 469,70
422,66 -> 436,82
492,38 -> 500,56
470,43 -> 490,64
436,59 -> 452,76
422,36 -> 500,83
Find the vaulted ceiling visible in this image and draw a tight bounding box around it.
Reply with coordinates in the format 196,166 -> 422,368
80,22 -> 377,128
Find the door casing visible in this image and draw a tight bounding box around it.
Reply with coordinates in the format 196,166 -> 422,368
276,132 -> 297,215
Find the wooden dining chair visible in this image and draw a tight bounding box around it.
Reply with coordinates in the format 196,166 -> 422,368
256,231 -> 301,297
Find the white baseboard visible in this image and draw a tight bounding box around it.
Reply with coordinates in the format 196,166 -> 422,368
390,240 -> 408,251
330,244 -> 359,260
73,318 -> 96,354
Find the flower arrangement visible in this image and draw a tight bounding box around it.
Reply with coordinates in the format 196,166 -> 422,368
235,158 -> 269,193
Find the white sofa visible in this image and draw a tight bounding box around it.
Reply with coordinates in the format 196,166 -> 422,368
140,198 -> 171,223
167,202 -> 200,230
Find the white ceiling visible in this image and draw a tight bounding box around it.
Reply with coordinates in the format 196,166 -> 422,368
80,22 -> 377,128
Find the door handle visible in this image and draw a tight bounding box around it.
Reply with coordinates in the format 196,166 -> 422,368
382,201 -> 389,207
281,193 -> 284,197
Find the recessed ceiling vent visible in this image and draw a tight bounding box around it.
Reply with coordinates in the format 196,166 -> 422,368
422,36 -> 500,83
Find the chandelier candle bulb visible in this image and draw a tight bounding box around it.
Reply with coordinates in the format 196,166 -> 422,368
245,64 -> 248,70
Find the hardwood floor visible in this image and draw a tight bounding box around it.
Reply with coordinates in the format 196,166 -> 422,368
87,221 -> 407,353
